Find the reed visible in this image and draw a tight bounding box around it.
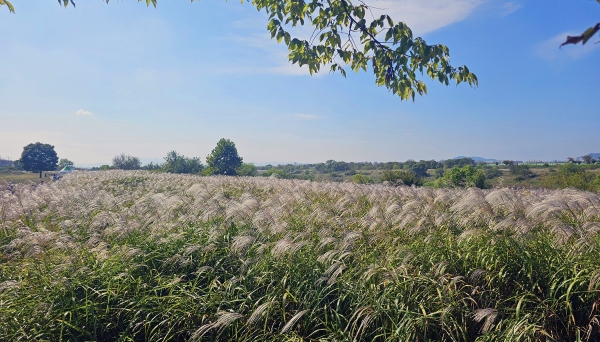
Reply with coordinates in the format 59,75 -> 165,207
1,171 -> 599,341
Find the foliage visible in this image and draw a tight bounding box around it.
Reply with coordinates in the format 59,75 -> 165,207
162,150 -> 204,174
2,173 -> 600,340
582,155 -> 597,164
443,157 -> 475,169
57,158 -> 74,170
237,163 -> 258,177
16,142 -> 59,178
484,166 -> 503,180
437,165 -> 486,188
0,0 -> 14,13
111,153 -> 141,170
142,161 -> 163,171
382,170 -> 420,186
351,173 -> 372,184
206,139 -> 243,176
99,165 -> 111,171
8,0 -> 478,101
540,164 -> 600,192
509,164 -> 535,181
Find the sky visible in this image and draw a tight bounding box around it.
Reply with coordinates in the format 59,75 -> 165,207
0,0 -> 598,166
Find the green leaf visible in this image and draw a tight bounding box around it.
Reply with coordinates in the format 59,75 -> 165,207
582,24 -> 600,45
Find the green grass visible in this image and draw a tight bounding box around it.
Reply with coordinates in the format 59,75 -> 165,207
1,171 -> 600,341
0,171 -> 53,184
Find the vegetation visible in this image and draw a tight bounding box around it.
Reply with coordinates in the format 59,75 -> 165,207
111,153 -> 141,170
15,142 -> 59,178
162,151 -> 204,175
1,172 -> 600,341
236,163 -> 258,177
58,158 -> 74,170
540,164 -> 600,192
206,139 -> 243,176
1,0 -> 478,101
381,170 -> 420,186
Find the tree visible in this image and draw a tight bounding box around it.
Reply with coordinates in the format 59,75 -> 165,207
162,150 -> 204,174
582,154 -> 593,164
58,158 -> 74,169
112,153 -> 141,170
352,173 -> 373,184
206,139 -> 243,175
17,142 -> 59,178
437,165 -> 485,188
237,163 -> 258,176
382,170 -> 420,186
1,0 -> 478,101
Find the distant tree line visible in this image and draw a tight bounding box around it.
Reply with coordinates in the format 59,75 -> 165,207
101,139 -> 255,176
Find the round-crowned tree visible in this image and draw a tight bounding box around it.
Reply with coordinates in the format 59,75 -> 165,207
18,142 -> 59,178
206,138 -> 243,176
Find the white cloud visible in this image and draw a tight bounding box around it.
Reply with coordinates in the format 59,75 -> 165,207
534,32 -> 600,61
75,109 -> 94,117
368,0 -> 486,35
501,2 -> 522,16
223,0 -> 486,75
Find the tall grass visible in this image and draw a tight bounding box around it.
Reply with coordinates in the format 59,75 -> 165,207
1,172 -> 600,341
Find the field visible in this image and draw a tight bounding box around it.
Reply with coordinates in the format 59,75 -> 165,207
0,171 -> 52,185
1,171 -> 600,341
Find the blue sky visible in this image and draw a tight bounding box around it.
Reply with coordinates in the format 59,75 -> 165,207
0,0 -> 598,165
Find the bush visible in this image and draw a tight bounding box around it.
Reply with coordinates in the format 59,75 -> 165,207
437,165 -> 486,188
540,164 -> 600,191
484,166 -> 503,180
112,153 -> 141,170
237,163 -> 257,176
509,165 -> 534,181
162,151 -> 204,174
351,174 -> 373,184
382,170 -> 420,186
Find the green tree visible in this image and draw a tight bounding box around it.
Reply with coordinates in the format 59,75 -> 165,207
2,0 -> 478,101
352,173 -> 373,184
438,165 -> 485,188
17,142 -> 59,178
382,170 -> 420,186
58,158 -> 74,170
237,163 -> 258,176
162,151 -> 204,174
206,139 -> 243,176
112,153 -> 141,170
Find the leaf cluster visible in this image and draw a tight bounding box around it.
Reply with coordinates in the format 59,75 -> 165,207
206,138 -> 244,175
16,142 -> 59,175
6,0 -> 478,101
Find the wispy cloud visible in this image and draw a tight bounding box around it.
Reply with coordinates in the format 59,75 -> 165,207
222,0 -> 486,76
501,2 -> 522,16
75,109 -> 94,117
534,32 -> 600,61
369,0 -> 486,35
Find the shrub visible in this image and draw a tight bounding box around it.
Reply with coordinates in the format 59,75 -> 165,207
351,173 -> 373,184
382,170 -> 420,186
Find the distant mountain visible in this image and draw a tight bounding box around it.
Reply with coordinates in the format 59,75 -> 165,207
577,153 -> 600,161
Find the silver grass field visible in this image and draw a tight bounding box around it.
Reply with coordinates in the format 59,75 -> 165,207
1,171 -> 600,341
